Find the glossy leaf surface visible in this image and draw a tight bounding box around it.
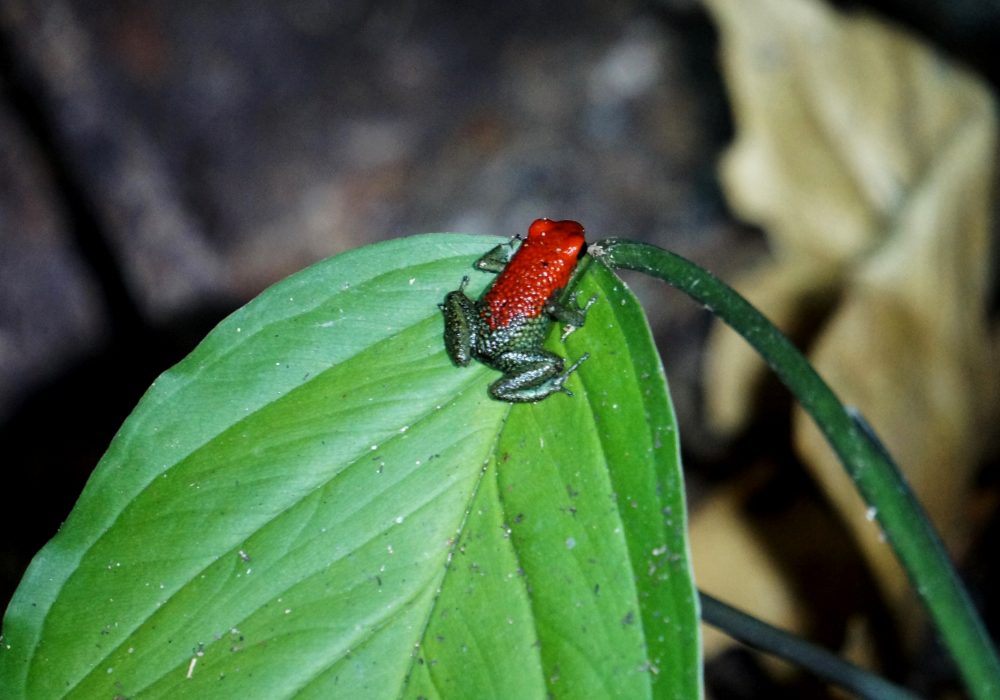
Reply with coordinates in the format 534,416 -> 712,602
1,235 -> 699,698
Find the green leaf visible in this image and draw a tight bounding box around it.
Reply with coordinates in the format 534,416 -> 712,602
1,234 -> 699,698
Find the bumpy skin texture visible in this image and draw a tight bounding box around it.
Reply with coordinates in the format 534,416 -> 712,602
481,218 -> 586,329
440,218 -> 595,403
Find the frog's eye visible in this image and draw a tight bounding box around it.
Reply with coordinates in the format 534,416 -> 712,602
528,218 -> 554,237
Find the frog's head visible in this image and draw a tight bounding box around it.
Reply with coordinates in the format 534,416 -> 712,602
526,218 -> 587,259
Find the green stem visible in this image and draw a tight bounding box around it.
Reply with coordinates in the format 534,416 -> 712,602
592,238 -> 1000,699
700,592 -> 919,700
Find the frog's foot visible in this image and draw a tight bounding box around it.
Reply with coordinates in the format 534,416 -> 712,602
488,351 -> 590,403
555,352 -> 590,395
546,290 -> 598,339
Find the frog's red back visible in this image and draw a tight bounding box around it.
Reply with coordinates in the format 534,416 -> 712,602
482,219 -> 586,330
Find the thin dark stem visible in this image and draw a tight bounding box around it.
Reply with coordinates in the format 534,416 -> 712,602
700,592 -> 920,700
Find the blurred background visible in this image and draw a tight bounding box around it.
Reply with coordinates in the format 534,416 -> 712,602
1,0 -> 998,697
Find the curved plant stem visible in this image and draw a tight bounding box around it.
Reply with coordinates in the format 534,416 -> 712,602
700,592 -> 919,700
591,238 -> 1000,700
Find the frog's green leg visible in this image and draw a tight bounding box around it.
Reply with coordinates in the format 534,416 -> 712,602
440,277 -> 477,366
488,350 -> 590,403
544,290 -> 598,340
473,235 -> 521,273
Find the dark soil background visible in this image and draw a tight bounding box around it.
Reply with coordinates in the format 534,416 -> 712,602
2,1 -> 998,697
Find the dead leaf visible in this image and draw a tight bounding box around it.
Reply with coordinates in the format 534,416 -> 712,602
701,0 -> 999,627
693,483 -> 810,659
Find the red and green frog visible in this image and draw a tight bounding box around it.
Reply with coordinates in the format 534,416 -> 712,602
440,218 -> 596,402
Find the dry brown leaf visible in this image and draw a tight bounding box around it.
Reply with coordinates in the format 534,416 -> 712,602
691,470 -> 880,672
794,95 -> 998,611
701,0 -> 999,624
691,484 -> 810,659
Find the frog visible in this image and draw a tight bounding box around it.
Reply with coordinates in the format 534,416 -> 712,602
440,218 -> 596,402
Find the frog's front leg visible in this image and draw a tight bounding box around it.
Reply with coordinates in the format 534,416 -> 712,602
440,276 -> 478,366
473,235 -> 521,273
545,290 -> 598,341
488,349 -> 590,403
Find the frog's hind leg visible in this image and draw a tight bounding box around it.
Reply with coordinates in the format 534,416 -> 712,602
439,279 -> 477,366
488,350 -> 590,403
